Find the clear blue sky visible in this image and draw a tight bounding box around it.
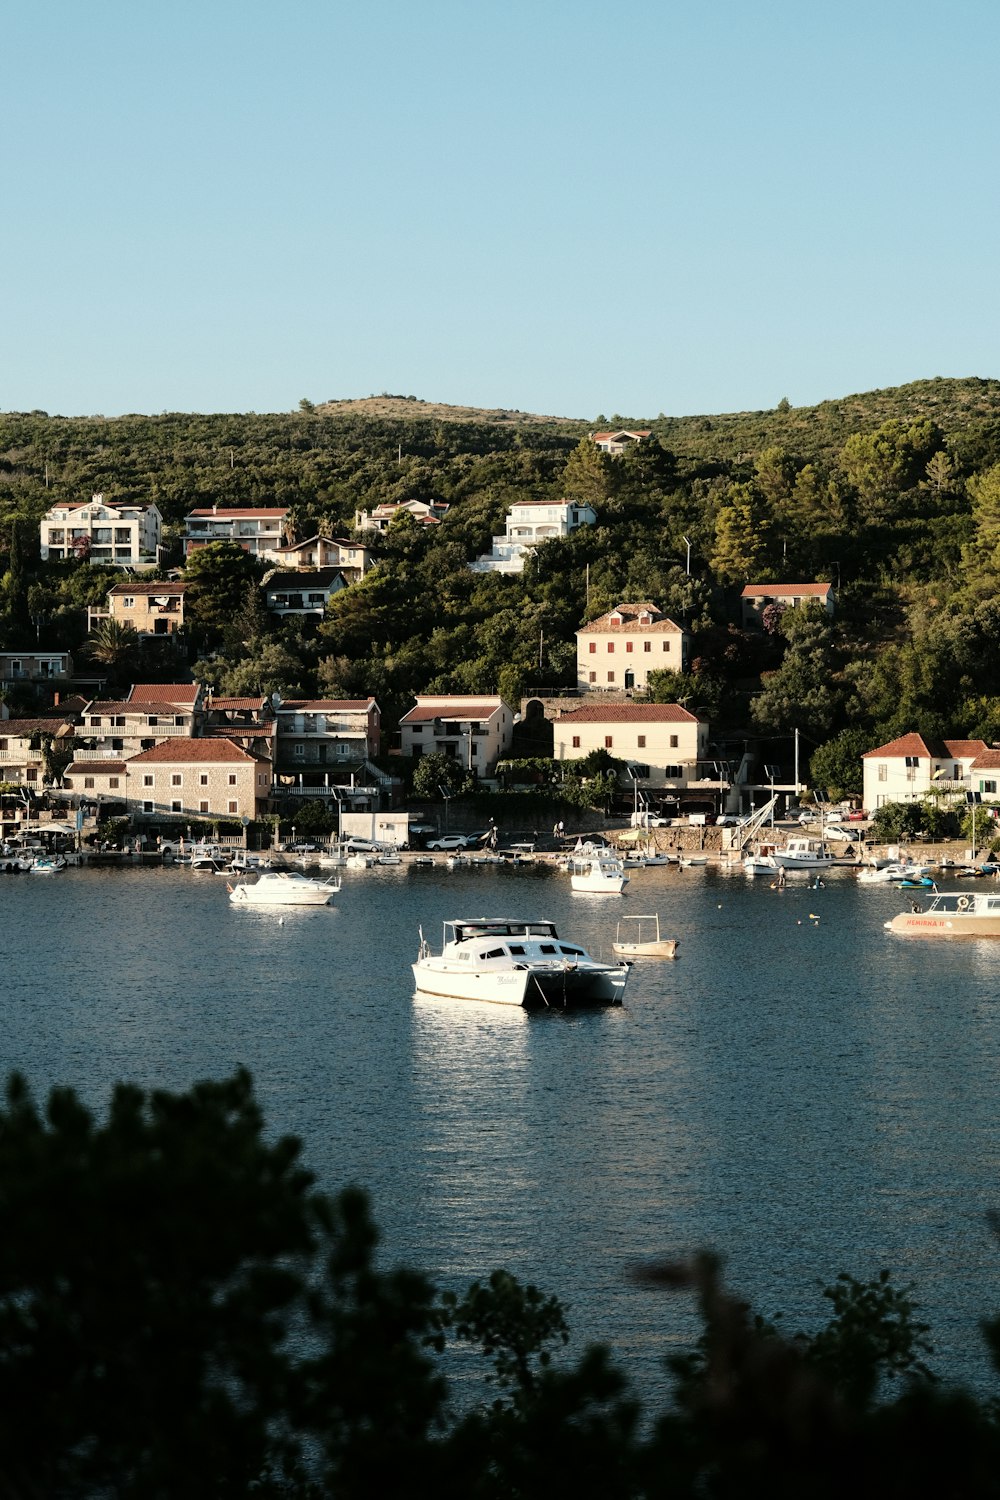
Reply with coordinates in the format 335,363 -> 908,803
5,1 -> 999,419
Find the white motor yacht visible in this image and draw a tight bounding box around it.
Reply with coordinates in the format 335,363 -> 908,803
569,853 -> 628,894
228,871 -> 340,906
772,837 -> 839,871
412,917 -> 630,1007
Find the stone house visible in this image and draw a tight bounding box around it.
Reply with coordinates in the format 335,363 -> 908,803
575,602 -> 687,692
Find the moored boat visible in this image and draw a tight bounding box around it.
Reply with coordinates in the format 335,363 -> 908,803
773,837 -> 839,871
612,914 -> 678,959
228,871 -> 340,906
412,917 -> 630,1007
569,853 -> 628,894
885,889 -> 1000,938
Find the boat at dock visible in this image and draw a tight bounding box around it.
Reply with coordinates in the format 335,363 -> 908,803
772,837 -> 840,871
412,917 -> 630,1007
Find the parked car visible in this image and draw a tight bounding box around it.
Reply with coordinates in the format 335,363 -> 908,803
845,808 -> 868,821
716,814 -> 744,827
426,834 -> 472,851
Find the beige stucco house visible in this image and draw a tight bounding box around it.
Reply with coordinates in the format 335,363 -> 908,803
576,602 -> 687,691
740,582 -> 835,627
182,507 -> 289,562
551,703 -> 709,789
400,695 -> 514,773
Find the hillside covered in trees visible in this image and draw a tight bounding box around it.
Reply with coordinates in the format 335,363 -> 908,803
5,376 -> 1000,793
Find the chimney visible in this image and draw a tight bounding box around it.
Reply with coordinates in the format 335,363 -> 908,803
53,692 -> 60,706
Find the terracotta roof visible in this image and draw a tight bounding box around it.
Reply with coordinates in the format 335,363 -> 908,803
128,739 -> 255,764
67,759 -> 127,774
275,534 -> 366,553
591,429 -> 651,441
971,748 -> 1000,770
863,734 -> 987,760
0,719 -> 75,736
208,697 -> 268,710
401,700 -> 505,724
578,603 -> 684,635
277,698 -> 377,712
741,583 -> 833,599
83,700 -> 190,716
128,684 -> 200,705
203,725 -> 275,739
186,507 -> 288,519
107,581 -> 188,596
509,499 -> 580,509
554,703 -> 701,724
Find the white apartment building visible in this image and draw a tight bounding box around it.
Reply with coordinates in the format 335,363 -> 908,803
40,495 -> 162,567
576,602 -> 687,691
182,506 -> 289,562
399,696 -> 514,772
471,499 -> 597,574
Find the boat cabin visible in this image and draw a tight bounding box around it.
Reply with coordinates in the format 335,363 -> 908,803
443,918 -> 586,962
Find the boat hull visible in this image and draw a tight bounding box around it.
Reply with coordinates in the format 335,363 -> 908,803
612,939 -> 678,959
885,912 -> 1000,938
411,960 -> 627,1007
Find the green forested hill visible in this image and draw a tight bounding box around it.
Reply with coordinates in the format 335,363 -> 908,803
4,377 -> 1000,794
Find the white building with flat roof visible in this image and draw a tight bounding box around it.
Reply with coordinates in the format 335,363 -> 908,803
40,495 -> 162,567
471,499 -> 596,574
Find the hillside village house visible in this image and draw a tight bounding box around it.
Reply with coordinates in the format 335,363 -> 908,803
399,696 -> 514,773
263,569 -> 349,617
0,718 -> 75,790
129,683 -> 204,712
87,581 -> 188,636
471,499 -> 597,574
39,495 -> 162,567
355,500 -> 449,533
75,696 -> 198,760
0,651 -> 73,685
862,734 -> 989,811
272,698 -> 390,809
576,603 -> 687,692
272,535 -> 372,579
590,429 -> 651,455
551,703 -> 711,800
181,506 -> 289,562
740,582 -> 835,627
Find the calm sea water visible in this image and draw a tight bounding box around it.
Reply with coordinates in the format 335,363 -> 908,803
4,860 -> 1000,1398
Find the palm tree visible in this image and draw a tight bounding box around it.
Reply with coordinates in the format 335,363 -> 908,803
84,617 -> 142,687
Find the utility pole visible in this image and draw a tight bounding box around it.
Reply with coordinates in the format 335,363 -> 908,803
794,729 -> 801,797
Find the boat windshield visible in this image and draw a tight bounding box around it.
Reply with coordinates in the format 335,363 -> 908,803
450,919 -> 558,942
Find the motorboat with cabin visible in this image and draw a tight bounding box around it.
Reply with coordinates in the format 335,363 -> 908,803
772,837 -> 840,871
569,852 -> 629,894
227,871 -> 340,906
885,888 -> 1000,938
412,917 -> 630,1007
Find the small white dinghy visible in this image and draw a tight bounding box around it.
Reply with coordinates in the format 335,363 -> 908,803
612,913 -> 678,959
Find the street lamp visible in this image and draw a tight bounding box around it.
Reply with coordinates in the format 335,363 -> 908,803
682,535 -> 692,575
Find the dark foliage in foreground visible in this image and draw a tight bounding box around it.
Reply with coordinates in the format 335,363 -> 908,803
0,1069 -> 998,1497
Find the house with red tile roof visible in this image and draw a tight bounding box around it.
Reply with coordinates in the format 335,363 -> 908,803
399,696 -> 513,773
576,603 -> 687,692
550,702 -> 710,795
39,494 -> 162,567
862,733 -> 988,811
590,430 -> 652,454
741,582 -> 835,627
271,534 -> 372,579
181,506 -> 289,562
124,738 -> 270,821
88,581 -> 188,635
